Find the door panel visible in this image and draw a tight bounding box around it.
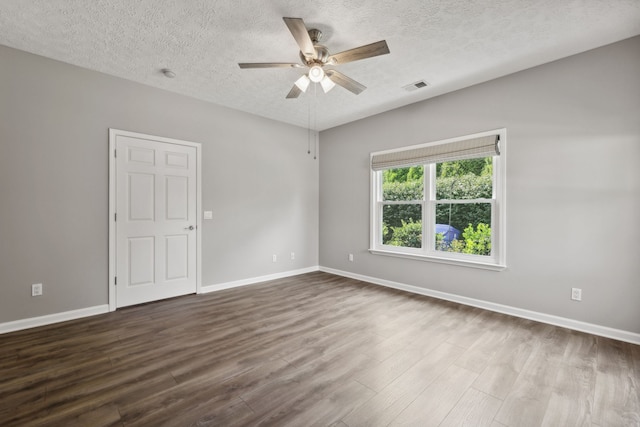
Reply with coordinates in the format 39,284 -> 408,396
128,237 -> 155,286
166,235 -> 188,280
166,151 -> 188,168
129,173 -> 155,220
115,135 -> 197,308
166,175 -> 188,220
128,146 -> 155,164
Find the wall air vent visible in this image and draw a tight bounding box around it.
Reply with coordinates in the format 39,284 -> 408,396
403,80 -> 430,92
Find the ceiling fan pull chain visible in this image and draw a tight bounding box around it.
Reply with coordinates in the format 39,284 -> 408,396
314,84 -> 318,160
307,97 -> 311,155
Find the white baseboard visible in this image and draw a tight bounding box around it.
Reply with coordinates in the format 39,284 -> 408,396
0,305 -> 110,335
5,268 -> 637,345
200,266 -> 320,294
320,266 -> 640,346
1,267 -> 321,334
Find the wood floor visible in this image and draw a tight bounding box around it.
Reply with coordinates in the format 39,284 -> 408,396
1,272 -> 639,426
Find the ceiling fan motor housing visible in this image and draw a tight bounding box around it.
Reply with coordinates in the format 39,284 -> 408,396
300,28 -> 330,66
301,44 -> 330,65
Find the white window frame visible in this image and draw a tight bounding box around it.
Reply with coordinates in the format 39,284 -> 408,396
369,129 -> 506,271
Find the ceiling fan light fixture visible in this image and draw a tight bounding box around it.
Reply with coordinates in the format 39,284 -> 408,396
294,75 -> 311,92
320,75 -> 336,93
308,65 -> 325,83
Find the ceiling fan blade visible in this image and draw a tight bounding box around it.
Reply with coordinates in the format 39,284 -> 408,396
326,70 -> 366,95
286,84 -> 303,99
329,40 -> 390,65
283,17 -> 317,59
238,62 -> 302,69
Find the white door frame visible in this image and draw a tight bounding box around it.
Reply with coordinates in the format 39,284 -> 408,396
108,128 -> 202,311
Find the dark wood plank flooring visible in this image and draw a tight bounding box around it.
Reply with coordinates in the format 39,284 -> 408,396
1,272 -> 638,426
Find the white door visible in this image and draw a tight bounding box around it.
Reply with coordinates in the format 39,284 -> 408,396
114,133 -> 197,308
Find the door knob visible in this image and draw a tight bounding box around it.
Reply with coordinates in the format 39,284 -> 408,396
184,225 -> 195,230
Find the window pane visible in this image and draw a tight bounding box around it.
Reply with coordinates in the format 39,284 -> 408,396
435,158 -> 492,200
435,202 -> 491,255
382,204 -> 422,248
382,166 -> 423,201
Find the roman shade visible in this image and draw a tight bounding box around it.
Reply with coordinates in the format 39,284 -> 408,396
371,134 -> 500,171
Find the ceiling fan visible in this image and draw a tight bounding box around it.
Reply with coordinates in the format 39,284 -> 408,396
239,17 -> 390,99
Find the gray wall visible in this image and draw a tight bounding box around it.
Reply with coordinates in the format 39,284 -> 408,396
319,36 -> 640,334
0,45 -> 319,323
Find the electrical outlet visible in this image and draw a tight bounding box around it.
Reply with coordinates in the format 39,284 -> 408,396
348,253 -> 354,262
571,288 -> 582,301
272,254 -> 277,263
31,283 -> 43,297
290,252 -> 295,260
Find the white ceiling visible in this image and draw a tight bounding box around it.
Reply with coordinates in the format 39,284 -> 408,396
1,1 -> 639,130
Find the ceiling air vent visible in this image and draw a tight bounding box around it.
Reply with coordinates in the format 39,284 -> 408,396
403,80 -> 430,92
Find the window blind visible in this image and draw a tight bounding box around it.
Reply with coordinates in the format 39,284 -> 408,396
371,134 -> 500,171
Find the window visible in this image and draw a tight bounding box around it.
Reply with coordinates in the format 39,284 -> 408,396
370,130 -> 506,270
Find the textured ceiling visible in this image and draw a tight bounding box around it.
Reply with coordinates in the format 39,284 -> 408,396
1,1 -> 639,130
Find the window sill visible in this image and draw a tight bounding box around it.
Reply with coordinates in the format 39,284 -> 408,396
368,248 -> 506,271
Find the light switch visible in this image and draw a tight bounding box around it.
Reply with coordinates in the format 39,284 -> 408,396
203,211 -> 213,220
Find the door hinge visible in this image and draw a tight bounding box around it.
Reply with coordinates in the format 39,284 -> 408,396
114,149 -> 117,158
114,213 -> 117,222
114,276 -> 117,285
